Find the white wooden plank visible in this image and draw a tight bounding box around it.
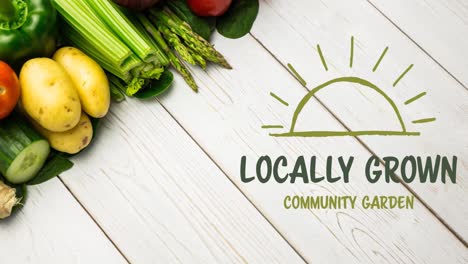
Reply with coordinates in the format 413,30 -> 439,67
157,33 -> 468,263
60,99 -> 305,264
369,0 -> 468,87
249,0 -> 468,239
0,179 -> 126,264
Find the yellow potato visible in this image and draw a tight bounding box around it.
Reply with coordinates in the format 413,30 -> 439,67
20,58 -> 81,132
34,112 -> 93,154
53,47 -> 110,118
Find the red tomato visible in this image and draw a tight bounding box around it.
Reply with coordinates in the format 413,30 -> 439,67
0,61 -> 20,119
187,0 -> 232,17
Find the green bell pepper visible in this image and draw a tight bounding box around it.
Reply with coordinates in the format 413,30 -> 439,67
0,0 -> 57,70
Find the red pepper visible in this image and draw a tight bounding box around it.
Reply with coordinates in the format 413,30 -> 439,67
0,61 -> 20,120
187,0 -> 232,17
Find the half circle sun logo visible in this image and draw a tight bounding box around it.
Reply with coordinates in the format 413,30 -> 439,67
263,36 -> 436,138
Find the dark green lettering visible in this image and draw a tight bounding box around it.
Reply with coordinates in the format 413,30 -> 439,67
257,156 -> 272,183
290,156 -> 309,183
366,156 -> 381,183
273,156 -> 288,183
401,156 -> 416,182
418,156 -> 440,183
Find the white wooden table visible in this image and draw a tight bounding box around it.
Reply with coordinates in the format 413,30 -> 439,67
1,0 -> 467,263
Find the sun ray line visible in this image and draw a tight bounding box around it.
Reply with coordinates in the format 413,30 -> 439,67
270,92 -> 289,106
287,63 -> 307,86
412,117 -> 436,124
262,125 -> 284,129
404,92 -> 427,105
317,44 -> 329,71
393,64 -> 414,87
372,47 -> 389,72
350,36 -> 354,68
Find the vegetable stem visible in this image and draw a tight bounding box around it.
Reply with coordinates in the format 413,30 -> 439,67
138,14 -> 198,91
157,23 -> 196,65
187,47 -> 207,70
85,0 -> 159,63
53,0 -> 133,69
0,0 -> 17,22
149,8 -> 232,69
108,74 -> 127,102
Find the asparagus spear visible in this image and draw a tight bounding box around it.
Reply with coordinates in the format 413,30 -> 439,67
156,23 -> 196,66
137,14 -> 198,92
149,8 -> 232,69
164,8 -> 231,69
187,47 -> 207,70
173,56 -> 199,92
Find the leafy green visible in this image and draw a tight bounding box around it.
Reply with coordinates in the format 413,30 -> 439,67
27,154 -> 74,185
217,0 -> 259,39
134,70 -> 174,99
91,118 -> 101,139
205,17 -> 217,33
166,0 -> 213,40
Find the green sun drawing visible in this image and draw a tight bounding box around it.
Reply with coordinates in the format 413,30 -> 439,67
263,36 -> 436,138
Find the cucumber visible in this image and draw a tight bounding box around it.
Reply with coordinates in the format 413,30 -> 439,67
0,115 -> 50,184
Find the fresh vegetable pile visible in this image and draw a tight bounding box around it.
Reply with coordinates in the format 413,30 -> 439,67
0,0 -> 259,219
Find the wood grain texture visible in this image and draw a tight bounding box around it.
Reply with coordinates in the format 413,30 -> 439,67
157,33 -> 468,263
250,0 -> 468,240
0,179 -> 127,264
2,2 -> 467,263
369,0 -> 468,88
60,99 -> 305,264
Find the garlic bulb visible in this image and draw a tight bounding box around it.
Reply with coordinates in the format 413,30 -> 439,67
0,181 -> 18,219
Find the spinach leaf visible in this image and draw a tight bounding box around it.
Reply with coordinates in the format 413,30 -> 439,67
167,0 -> 213,40
217,0 -> 259,39
27,154 -> 74,185
134,70 -> 174,99
205,16 -> 217,33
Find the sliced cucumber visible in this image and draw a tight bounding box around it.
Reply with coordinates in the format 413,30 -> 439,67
5,141 -> 50,183
0,115 -> 50,184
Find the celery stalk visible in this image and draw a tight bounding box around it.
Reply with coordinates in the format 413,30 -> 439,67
109,78 -> 127,102
121,54 -> 144,73
52,0 -> 132,68
128,13 -> 169,66
85,0 -> 159,63
126,78 -> 146,96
